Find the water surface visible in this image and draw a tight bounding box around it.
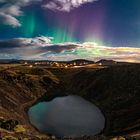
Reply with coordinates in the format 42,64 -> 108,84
28,95 -> 105,137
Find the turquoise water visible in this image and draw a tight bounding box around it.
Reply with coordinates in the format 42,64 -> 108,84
28,95 -> 105,137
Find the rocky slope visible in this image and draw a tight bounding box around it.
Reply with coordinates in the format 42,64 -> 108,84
0,66 -> 59,139
0,64 -> 140,139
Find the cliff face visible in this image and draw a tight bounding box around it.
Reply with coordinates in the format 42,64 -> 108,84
0,65 -> 140,139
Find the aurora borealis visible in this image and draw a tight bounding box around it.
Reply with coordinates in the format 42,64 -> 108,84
0,0 -> 140,62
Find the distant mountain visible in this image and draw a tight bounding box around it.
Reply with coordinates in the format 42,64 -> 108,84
0,59 -> 21,64
0,59 -> 138,66
68,59 -> 95,65
96,59 -> 117,65
96,59 -> 139,66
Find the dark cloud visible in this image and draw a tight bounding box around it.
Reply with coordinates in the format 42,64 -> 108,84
0,37 -> 78,55
0,37 -> 140,62
41,44 -> 77,53
0,36 -> 51,48
0,39 -> 24,49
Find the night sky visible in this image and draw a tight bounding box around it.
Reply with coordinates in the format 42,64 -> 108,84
0,0 -> 140,62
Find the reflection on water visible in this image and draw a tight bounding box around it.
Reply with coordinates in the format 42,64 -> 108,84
28,95 -> 105,137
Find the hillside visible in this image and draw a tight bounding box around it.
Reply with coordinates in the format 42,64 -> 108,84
0,67 -> 60,139
0,64 -> 140,139
63,65 -> 140,135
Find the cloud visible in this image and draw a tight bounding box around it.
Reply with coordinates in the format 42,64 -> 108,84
0,36 -> 52,47
0,36 -> 77,56
0,12 -> 21,27
0,0 -> 41,27
0,36 -> 140,62
43,0 -> 98,12
0,0 -> 98,27
41,44 -> 79,53
0,36 -> 52,54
